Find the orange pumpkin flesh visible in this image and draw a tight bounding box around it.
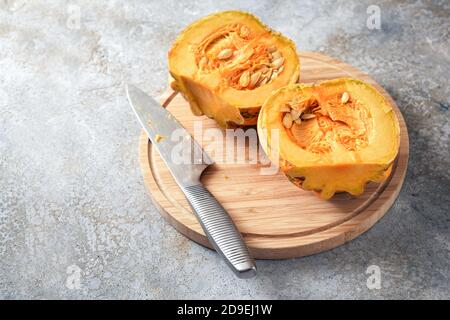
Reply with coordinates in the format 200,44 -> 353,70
258,78 -> 400,199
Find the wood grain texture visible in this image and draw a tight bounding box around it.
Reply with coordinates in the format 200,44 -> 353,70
139,51 -> 409,259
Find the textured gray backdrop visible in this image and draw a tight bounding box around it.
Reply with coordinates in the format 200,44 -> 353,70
0,0 -> 449,299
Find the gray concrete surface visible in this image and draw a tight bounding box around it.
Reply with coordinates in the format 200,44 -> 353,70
0,0 -> 449,299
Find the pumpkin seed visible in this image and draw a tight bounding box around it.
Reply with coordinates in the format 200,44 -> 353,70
341,92 -> 349,104
271,51 -> 282,60
270,71 -> 278,81
277,65 -> 284,74
217,48 -> 233,59
280,106 -> 291,112
250,71 -> 262,87
271,57 -> 284,69
301,113 -> 316,120
258,77 -> 268,87
290,109 -> 302,120
265,68 -> 273,80
239,71 -> 250,87
267,46 -> 277,53
294,119 -> 302,125
282,113 -> 293,128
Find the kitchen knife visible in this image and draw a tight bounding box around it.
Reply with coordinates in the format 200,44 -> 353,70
126,84 -> 257,278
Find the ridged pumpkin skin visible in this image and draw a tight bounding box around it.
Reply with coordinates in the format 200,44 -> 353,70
168,11 -> 300,127
258,78 -> 400,199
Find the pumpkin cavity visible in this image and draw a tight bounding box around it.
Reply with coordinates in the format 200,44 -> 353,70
280,91 -> 372,154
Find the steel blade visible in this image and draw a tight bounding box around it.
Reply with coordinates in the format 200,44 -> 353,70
126,84 -> 212,187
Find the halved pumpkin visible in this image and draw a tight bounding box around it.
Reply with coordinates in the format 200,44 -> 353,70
258,78 -> 400,199
168,10 -> 300,127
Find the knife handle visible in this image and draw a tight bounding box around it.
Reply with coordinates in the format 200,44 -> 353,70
182,184 -> 257,278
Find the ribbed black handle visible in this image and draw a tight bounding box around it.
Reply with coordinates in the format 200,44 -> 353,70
182,184 -> 256,278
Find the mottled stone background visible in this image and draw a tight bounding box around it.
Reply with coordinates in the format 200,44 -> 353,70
0,0 -> 449,299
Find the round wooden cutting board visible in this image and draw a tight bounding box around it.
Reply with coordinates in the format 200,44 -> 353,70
139,51 -> 409,259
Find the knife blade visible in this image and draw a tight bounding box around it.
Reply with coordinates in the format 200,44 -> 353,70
126,84 -> 257,278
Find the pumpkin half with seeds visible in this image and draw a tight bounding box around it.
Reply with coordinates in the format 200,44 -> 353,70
168,10 -> 300,127
257,78 -> 400,199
